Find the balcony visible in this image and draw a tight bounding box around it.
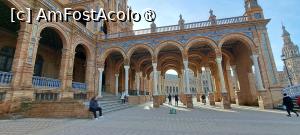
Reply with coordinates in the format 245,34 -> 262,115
32,76 -> 61,89
72,82 -> 87,91
100,16 -> 248,39
0,72 -> 13,86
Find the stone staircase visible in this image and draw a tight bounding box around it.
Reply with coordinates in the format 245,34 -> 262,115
84,92 -> 132,114
15,93 -> 132,119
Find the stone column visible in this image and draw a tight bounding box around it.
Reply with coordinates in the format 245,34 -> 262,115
152,63 -> 159,108
250,55 -> 272,109
216,57 -> 231,109
115,74 -> 119,96
10,30 -> 34,101
205,68 -> 213,93
183,60 -> 190,94
157,71 -> 161,95
144,76 -> 147,95
183,60 -> 193,108
231,65 -> 241,105
250,55 -> 265,91
136,72 -> 140,96
162,76 -> 166,95
124,65 -> 130,96
98,68 -> 104,98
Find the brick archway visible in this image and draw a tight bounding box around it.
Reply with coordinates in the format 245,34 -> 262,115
100,47 -> 127,65
127,44 -> 154,59
218,33 -> 256,54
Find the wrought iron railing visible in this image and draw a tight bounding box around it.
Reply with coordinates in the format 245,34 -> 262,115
282,85 -> 300,98
0,72 -> 13,86
32,76 -> 61,89
101,16 -> 248,39
72,82 -> 87,91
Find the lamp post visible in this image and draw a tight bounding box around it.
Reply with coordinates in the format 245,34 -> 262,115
281,54 -> 293,86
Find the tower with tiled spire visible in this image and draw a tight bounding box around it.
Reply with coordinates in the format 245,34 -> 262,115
281,25 -> 300,85
244,0 -> 264,20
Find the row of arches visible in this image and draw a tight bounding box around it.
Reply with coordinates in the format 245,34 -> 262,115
99,32 -> 259,105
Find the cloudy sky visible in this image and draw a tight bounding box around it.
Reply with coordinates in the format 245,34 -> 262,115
128,0 -> 300,72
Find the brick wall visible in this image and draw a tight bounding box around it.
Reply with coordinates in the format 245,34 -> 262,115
24,101 -> 91,118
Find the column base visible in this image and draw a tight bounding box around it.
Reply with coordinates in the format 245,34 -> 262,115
235,91 -> 241,106
196,94 -> 201,102
10,89 -> 35,102
208,93 -> 215,106
160,95 -> 164,105
185,94 -> 193,109
258,90 -> 273,109
221,93 -> 231,109
181,94 -> 186,105
5,89 -> 35,113
153,96 -> 160,108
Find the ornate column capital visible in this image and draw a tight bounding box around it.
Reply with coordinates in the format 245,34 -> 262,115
215,57 -> 222,64
152,63 -> 157,69
98,68 -> 104,72
250,54 -> 259,61
124,65 -> 130,70
115,74 -> 119,77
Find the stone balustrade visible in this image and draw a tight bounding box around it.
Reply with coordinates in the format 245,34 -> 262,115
0,72 -> 13,86
282,85 -> 300,98
72,82 -> 87,91
101,16 -> 248,39
32,76 -> 61,89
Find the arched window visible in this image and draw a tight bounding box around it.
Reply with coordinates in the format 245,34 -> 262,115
0,47 -> 15,72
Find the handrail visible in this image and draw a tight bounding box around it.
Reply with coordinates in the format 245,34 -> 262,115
101,16 -> 248,39
282,85 -> 300,98
72,82 -> 87,91
32,76 -> 61,89
0,71 -> 13,86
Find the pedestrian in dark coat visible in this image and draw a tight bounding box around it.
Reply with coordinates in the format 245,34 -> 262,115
201,94 -> 206,105
168,94 -> 172,105
174,95 -> 179,106
89,96 -> 103,119
283,93 -> 299,117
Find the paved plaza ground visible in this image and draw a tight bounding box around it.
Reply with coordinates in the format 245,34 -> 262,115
0,101 -> 299,135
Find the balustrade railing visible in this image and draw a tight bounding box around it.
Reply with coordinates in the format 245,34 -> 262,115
0,72 -> 13,86
282,85 -> 300,98
32,76 -> 61,89
74,93 -> 87,100
102,16 -> 248,39
72,82 -> 87,91
35,93 -> 59,101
